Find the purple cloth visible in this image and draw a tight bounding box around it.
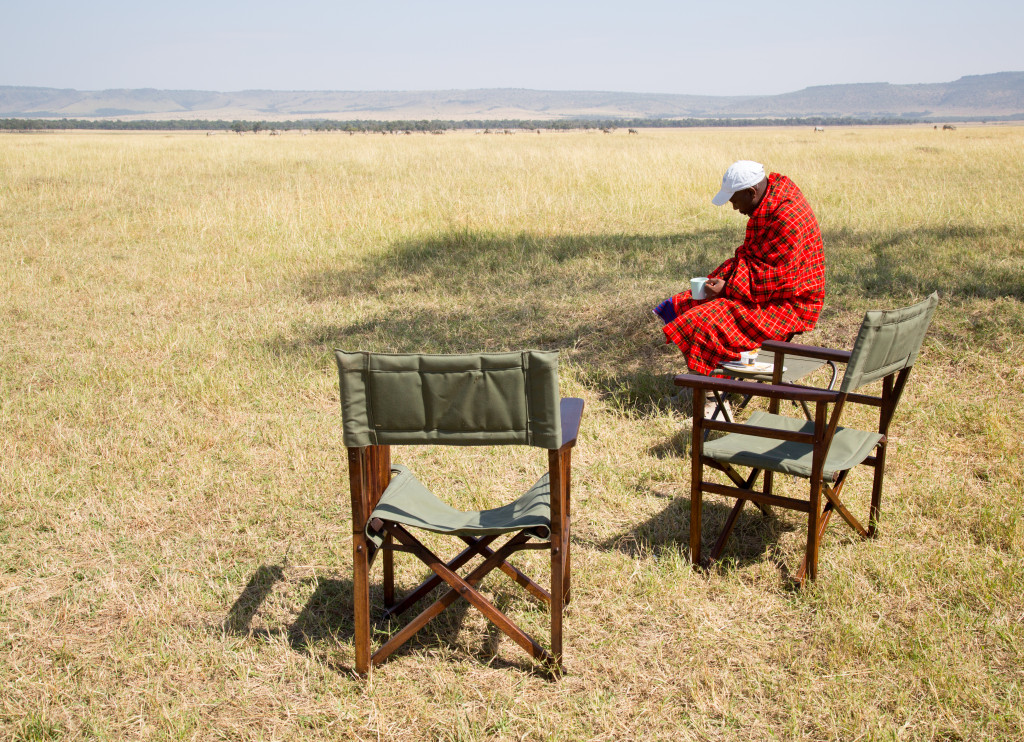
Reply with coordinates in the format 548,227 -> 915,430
653,299 -> 678,324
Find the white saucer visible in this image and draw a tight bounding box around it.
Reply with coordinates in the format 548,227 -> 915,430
720,361 -> 785,374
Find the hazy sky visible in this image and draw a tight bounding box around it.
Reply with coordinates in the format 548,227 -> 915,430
3,0 -> 1021,96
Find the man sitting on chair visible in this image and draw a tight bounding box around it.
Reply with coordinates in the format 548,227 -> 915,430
654,160 -> 826,375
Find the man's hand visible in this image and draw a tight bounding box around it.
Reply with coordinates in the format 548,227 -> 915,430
703,278 -> 725,299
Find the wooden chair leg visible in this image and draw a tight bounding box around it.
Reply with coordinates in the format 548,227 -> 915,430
795,502 -> 833,585
802,476 -> 823,584
382,534 -> 395,608
690,396 -> 705,568
709,498 -> 745,562
563,453 -> 572,606
550,532 -> 565,668
868,441 -> 888,538
348,446 -> 374,674
352,533 -> 372,674
548,447 -> 569,669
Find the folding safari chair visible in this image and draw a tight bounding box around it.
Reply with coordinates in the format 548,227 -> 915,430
335,350 -> 584,673
674,293 -> 938,585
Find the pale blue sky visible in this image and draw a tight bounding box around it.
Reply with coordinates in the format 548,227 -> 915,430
2,0 -> 1021,96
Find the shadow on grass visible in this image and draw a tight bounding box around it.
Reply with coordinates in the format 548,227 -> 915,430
287,576 -> 357,651
280,228 -> 727,417
302,223 -> 1023,309
223,564 -> 285,636
225,562 -> 555,675
825,223 -> 1024,301
600,491 -> 797,570
298,229 -> 731,309
275,221 -> 1023,413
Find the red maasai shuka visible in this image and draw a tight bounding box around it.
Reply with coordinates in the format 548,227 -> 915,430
663,173 -> 825,374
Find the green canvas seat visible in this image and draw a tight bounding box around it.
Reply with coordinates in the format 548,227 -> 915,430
366,465 -> 553,548
703,411 -> 884,481
336,349 -> 583,674
675,293 -> 938,585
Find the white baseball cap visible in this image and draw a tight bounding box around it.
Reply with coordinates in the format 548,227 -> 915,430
711,160 -> 766,206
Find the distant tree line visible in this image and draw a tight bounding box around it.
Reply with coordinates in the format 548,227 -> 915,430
0,115 -> 922,132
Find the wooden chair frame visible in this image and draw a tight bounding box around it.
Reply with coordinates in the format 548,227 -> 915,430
347,398 -> 583,673
677,339 -> 912,585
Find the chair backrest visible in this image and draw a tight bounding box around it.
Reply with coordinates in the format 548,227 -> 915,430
839,292 -> 939,393
335,350 -> 561,449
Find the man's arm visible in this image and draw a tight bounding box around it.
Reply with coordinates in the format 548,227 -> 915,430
724,203 -> 810,303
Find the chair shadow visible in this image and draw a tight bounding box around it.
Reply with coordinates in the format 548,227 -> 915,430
224,562 -> 554,676
287,576 -> 357,650
222,564 -> 285,637
600,486 -> 798,572
649,427 -> 692,460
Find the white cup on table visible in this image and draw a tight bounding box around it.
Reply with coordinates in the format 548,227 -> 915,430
690,277 -> 708,300
739,350 -> 759,366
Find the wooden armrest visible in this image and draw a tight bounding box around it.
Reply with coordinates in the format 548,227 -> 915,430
760,339 -> 852,364
558,398 -> 584,450
674,373 -> 838,403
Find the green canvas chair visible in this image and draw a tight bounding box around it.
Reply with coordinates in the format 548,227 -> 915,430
674,293 -> 938,584
335,350 -> 583,673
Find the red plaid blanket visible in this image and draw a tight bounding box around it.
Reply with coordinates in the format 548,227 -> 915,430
663,173 -> 825,374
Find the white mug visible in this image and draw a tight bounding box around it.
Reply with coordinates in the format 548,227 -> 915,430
739,350 -> 759,366
690,277 -> 708,300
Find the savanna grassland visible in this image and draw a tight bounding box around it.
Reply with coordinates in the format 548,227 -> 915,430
1,125 -> 1022,741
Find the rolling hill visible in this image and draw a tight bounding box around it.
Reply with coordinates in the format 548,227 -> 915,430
2,72 -> 1022,121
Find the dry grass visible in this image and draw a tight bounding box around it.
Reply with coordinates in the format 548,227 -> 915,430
1,125 -> 1022,741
